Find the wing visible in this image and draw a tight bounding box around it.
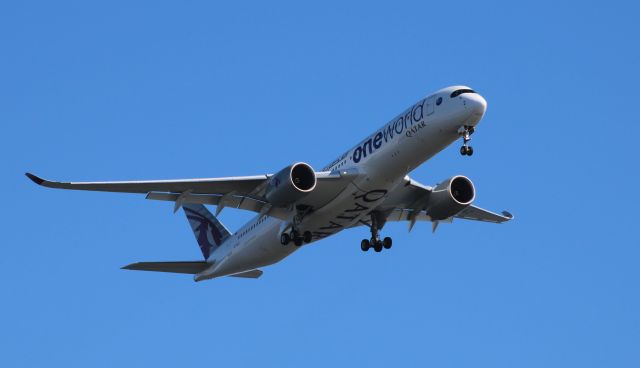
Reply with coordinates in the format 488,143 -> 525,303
26,172 -> 268,196
372,176 -> 513,229
26,169 -> 359,219
455,205 -> 513,223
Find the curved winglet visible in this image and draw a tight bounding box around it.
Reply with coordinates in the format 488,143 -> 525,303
25,172 -> 46,186
501,211 -> 514,220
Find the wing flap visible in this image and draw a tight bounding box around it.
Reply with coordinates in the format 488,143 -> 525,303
122,261 -> 210,274
145,192 -> 291,220
147,192 -> 267,214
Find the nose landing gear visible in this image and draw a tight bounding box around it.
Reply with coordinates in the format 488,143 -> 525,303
459,125 -> 475,156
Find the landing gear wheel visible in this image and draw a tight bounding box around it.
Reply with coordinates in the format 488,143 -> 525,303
294,237 -> 304,247
383,237 -> 393,249
459,125 -> 475,156
373,241 -> 383,252
303,231 -> 313,244
361,239 -> 370,252
280,233 -> 291,246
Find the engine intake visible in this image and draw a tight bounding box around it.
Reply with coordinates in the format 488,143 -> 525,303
265,162 -> 317,206
426,175 -> 475,220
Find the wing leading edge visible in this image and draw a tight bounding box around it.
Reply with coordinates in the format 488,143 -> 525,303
25,172 -> 268,196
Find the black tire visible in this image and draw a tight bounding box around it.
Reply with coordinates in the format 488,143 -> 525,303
280,233 -> 291,246
460,146 -> 467,155
294,237 -> 303,247
373,241 -> 383,252
383,237 -> 393,249
466,146 -> 474,156
360,239 -> 370,252
303,231 -> 313,243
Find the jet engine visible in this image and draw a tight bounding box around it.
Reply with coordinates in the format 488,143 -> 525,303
426,175 -> 475,220
265,162 -> 317,206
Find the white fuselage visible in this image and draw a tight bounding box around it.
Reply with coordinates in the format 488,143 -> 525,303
196,86 -> 487,281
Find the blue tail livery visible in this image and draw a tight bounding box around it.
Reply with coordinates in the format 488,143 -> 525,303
182,204 -> 231,259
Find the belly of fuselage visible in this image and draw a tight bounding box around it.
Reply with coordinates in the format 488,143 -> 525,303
211,118 -> 462,276
303,125 -> 460,240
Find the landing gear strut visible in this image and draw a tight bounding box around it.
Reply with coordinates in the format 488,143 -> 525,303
361,213 -> 392,253
459,125 -> 475,156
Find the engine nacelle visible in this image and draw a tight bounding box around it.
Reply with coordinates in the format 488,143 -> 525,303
426,175 -> 475,220
265,162 -> 317,206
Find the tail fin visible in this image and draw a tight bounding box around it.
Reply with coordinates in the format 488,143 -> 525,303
182,204 -> 231,259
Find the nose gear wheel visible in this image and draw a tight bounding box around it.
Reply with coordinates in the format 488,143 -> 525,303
459,125 -> 475,156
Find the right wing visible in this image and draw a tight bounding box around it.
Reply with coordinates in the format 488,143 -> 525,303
26,172 -> 268,196
26,169 -> 359,219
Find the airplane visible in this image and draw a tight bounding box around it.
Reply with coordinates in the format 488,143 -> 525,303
26,85 -> 513,281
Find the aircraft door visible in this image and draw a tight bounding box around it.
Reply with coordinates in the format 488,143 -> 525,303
425,96 -> 435,116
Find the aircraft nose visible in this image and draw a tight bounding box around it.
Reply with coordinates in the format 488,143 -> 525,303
463,93 -> 487,125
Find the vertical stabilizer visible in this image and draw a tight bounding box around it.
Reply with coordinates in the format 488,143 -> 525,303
182,204 -> 231,259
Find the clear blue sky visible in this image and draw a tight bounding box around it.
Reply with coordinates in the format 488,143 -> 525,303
2,1 -> 638,367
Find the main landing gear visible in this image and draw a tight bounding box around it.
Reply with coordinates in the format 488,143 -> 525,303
280,205 -> 313,247
360,237 -> 392,252
360,212 -> 392,253
459,125 -> 475,156
280,230 -> 312,247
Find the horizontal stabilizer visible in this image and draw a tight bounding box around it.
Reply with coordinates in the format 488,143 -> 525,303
122,261 -> 209,274
228,269 -> 263,279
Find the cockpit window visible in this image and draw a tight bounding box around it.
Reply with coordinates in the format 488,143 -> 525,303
450,89 -> 476,98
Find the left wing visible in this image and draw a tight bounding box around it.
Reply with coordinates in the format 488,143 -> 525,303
455,205 -> 513,223
385,204 -> 513,224
375,176 -> 513,229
